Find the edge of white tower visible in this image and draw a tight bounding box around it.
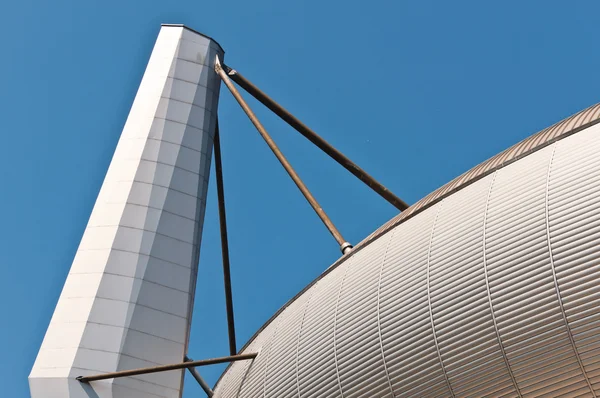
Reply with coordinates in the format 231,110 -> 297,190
29,25 -> 223,398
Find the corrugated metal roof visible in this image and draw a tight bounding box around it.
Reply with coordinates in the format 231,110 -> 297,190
363,102 -> 600,246
215,102 -> 600,388
214,118 -> 600,397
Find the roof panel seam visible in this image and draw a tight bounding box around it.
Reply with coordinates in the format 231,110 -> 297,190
295,289 -> 316,398
545,142 -> 597,397
426,202 -> 456,397
376,229 -> 398,396
333,265 -> 350,398
483,171 -> 523,397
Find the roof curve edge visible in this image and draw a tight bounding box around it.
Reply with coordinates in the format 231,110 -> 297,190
223,100 -> 600,370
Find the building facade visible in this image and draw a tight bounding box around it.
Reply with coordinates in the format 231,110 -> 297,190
29,25 -> 223,398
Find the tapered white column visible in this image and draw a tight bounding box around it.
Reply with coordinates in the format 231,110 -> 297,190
29,25 -> 223,398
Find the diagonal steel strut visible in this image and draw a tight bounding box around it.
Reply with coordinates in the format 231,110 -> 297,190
215,55 -> 353,254
221,63 -> 409,212
185,356 -> 214,397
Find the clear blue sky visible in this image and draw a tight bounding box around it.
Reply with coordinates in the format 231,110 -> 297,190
2,0 -> 600,396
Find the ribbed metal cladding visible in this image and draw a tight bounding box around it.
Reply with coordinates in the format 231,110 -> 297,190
213,118 -> 600,397
363,102 -> 600,249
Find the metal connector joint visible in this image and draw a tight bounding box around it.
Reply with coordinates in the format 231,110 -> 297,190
340,242 -> 353,254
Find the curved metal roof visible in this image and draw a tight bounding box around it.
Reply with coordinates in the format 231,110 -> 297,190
233,102 -> 600,350
364,102 -> 600,247
214,102 -> 600,397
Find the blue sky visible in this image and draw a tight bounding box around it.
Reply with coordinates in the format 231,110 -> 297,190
2,0 -> 600,396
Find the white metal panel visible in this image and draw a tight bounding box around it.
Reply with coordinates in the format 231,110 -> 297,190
430,175 -> 516,398
297,261 -> 354,398
264,294 -> 312,397
335,234 -> 393,398
549,125 -> 600,395
29,25 -> 223,398
236,321 -> 278,397
379,206 -> 445,397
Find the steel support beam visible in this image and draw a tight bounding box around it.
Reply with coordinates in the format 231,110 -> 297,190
214,120 -> 237,355
76,353 -> 257,383
185,356 -> 214,397
215,56 -> 353,254
222,63 -> 409,212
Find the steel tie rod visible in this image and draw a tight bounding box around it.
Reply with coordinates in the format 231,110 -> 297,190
214,119 -> 237,356
76,353 -> 257,383
221,63 -> 409,212
215,56 -> 353,254
185,356 -> 214,397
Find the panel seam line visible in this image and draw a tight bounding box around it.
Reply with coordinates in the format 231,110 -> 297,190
333,263 -> 351,398
262,316 -> 283,397
482,171 -> 523,397
113,179 -> 204,199
426,202 -> 456,398
75,248 -> 196,271
295,289 -> 316,398
100,201 -> 202,223
234,358 -> 253,398
545,142 -> 597,397
376,229 -> 397,397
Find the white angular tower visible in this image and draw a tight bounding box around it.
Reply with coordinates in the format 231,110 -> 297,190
29,25 -> 223,398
